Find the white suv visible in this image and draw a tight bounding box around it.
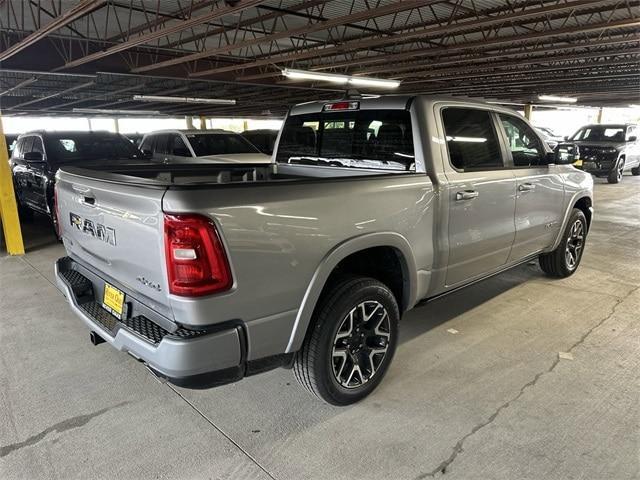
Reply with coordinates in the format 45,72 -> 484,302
140,129 -> 271,164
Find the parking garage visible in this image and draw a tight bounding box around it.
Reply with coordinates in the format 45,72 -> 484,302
1,1 -> 639,479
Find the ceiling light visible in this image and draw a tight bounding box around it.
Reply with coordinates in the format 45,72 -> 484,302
348,77 -> 400,88
73,108 -> 161,115
538,95 -> 577,103
282,68 -> 349,84
132,95 -> 236,105
282,68 -> 400,88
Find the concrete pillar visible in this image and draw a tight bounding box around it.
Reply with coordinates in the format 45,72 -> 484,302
524,103 -> 533,121
113,118 -> 120,133
243,119 -> 249,132
596,107 -> 604,124
199,115 -> 207,130
87,118 -> 92,131
185,116 -> 194,129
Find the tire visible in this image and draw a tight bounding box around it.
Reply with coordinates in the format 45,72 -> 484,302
293,277 -> 399,406
607,158 -> 625,183
539,208 -> 587,278
632,166 -> 640,176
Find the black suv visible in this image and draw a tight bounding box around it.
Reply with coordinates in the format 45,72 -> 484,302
569,124 -> 640,183
10,131 -> 147,233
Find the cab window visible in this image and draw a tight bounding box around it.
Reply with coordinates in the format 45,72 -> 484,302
498,114 -> 545,167
441,108 -> 503,171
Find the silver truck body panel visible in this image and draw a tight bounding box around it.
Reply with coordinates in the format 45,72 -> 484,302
55,95 -> 593,384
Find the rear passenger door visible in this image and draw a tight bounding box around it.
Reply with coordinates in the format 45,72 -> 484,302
497,113 -> 565,261
27,136 -> 49,212
440,107 -> 517,287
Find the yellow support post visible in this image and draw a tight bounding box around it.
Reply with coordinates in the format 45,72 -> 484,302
0,113 -> 25,255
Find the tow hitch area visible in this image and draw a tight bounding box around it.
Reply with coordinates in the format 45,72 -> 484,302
90,331 -> 105,345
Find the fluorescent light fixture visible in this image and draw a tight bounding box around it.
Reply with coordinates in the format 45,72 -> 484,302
538,95 -> 577,103
132,95 -> 236,105
348,77 -> 400,88
630,104 -> 640,108
282,68 -> 348,84
282,68 -> 400,88
73,108 -> 161,115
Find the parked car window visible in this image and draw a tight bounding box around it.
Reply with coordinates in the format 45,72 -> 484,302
186,133 -> 260,156
169,134 -> 190,157
31,137 -> 45,156
12,137 -> 26,159
45,132 -> 141,163
20,136 -> 35,157
570,126 -> 625,142
499,114 -> 545,167
441,108 -> 503,171
276,110 -> 414,170
139,135 -> 155,153
625,126 -> 637,141
153,134 -> 170,155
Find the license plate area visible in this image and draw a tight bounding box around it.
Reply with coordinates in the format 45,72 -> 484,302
102,283 -> 125,320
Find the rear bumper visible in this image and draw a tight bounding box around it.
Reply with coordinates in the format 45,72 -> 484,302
55,256 -> 244,388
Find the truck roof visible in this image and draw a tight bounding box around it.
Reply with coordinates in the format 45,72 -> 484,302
289,94 -> 501,116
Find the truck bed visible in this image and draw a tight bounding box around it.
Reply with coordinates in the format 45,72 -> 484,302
59,162 -> 403,188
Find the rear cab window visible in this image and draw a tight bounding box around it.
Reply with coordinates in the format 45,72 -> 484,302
276,107 -> 415,171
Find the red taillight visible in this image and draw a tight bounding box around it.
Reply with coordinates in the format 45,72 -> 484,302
323,101 -> 359,111
164,214 -> 232,297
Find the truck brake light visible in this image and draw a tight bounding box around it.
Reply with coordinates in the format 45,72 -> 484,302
323,101 -> 359,111
164,214 -> 232,297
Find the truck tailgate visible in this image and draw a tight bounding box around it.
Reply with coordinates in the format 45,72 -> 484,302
56,170 -> 173,318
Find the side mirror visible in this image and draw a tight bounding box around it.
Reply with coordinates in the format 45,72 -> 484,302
552,143 -> 580,165
628,136 -> 637,142
23,151 -> 44,163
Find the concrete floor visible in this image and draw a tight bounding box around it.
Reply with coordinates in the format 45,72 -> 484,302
1,176 -> 639,480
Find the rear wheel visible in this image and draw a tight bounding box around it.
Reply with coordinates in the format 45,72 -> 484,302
293,277 -> 399,405
539,208 -> 587,278
607,158 -> 624,183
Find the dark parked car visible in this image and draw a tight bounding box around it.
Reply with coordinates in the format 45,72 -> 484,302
568,124 -> 640,183
10,131 -> 147,233
241,129 -> 279,155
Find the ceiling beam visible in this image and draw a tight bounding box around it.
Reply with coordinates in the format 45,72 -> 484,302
0,77 -> 38,96
0,0 -> 106,61
55,0 -> 265,71
188,0 -> 616,77
8,81 -> 95,109
131,0 -> 431,73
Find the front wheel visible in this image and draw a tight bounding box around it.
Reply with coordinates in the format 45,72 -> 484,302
293,277 -> 399,405
539,208 -> 587,278
607,158 -> 625,183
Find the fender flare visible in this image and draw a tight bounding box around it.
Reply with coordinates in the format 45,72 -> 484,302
285,232 -> 418,353
549,191 -> 593,251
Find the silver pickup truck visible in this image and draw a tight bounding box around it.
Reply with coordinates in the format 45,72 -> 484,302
55,96 -> 593,405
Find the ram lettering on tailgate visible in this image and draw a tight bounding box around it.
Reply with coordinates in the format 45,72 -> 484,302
69,212 -> 116,246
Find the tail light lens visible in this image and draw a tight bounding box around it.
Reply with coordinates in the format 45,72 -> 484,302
164,214 -> 232,297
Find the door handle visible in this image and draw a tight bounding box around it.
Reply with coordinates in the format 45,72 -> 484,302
518,183 -> 535,192
82,196 -> 95,206
456,190 -> 479,201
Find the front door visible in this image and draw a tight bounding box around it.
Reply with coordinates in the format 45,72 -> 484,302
441,107 -> 517,287
497,113 -> 565,261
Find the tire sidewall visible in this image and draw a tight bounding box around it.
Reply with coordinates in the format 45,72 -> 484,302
559,209 -> 587,275
313,280 -> 399,405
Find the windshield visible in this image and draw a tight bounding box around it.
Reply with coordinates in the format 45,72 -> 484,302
276,109 -> 415,170
186,133 -> 260,156
46,132 -> 142,162
570,126 -> 626,142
